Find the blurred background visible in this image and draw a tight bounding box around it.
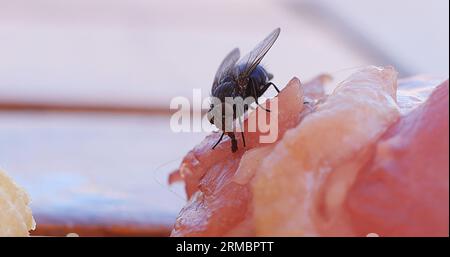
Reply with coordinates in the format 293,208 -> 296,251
0,0 -> 448,236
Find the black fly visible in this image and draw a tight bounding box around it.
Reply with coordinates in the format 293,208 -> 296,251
207,28 -> 281,153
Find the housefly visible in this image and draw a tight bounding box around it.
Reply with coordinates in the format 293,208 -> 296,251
207,28 -> 281,153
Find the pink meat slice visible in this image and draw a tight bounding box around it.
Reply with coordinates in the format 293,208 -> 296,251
169,66 -> 449,237
169,75 -> 327,236
346,80 -> 449,236
252,66 -> 400,236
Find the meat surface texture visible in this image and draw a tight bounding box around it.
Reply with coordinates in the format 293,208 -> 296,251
169,66 -> 449,237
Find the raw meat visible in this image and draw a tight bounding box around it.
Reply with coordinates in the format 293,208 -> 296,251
169,66 -> 449,237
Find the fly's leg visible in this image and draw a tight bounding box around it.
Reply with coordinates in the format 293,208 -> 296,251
267,81 -> 308,104
227,132 -> 238,152
265,82 -> 280,93
241,131 -> 246,147
238,118 -> 246,148
251,80 -> 271,112
235,105 -> 246,148
212,132 -> 225,149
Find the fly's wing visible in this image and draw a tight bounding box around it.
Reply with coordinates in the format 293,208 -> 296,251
212,48 -> 240,93
236,28 -> 280,79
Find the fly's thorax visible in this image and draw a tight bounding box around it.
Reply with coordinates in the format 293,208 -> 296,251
211,80 -> 237,101
237,76 -> 249,93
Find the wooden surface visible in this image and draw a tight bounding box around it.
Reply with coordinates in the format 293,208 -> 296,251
0,112 -> 205,236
